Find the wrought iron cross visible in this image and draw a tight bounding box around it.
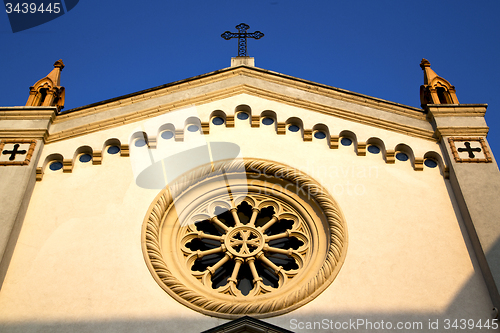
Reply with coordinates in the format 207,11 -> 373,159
221,23 -> 264,57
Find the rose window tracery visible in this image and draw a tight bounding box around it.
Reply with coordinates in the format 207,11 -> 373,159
181,197 -> 310,297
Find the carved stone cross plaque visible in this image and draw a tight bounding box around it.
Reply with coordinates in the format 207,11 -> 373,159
0,139 -> 37,166
448,137 -> 492,163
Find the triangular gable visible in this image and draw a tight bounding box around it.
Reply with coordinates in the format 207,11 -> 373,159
47,65 -> 435,144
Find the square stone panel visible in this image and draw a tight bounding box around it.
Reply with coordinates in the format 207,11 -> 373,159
448,137 -> 492,163
0,140 -> 36,166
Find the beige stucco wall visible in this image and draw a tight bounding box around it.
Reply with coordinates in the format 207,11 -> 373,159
0,94 -> 492,332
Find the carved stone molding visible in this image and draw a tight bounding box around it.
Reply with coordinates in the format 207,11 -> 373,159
251,115 -> 260,128
329,135 -> 339,149
142,158 -> 347,318
277,122 -> 286,135
356,142 -> 367,156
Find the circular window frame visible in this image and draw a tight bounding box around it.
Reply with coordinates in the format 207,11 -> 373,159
142,159 -> 347,319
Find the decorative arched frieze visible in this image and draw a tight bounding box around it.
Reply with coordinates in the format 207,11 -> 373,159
338,130 -> 358,153
312,123 -> 330,138
394,143 -> 422,170
285,117 -> 303,129
120,144 -> 130,157
184,116 -> 202,127
36,110 -> 448,181
235,104 -> 252,115
36,153 -> 64,180
184,116 -> 205,135
366,137 -> 385,150
102,138 -> 125,159
424,151 -> 448,177
103,138 -> 121,152
302,129 -> 313,141
36,138 -> 130,181
210,110 -> 232,128
157,123 -> 176,140
251,115 -> 260,128
276,122 -> 286,135
260,110 -> 277,129
329,135 -> 340,149
73,145 -> 96,165
130,131 -> 150,147
365,137 -> 386,159
356,142 -> 367,156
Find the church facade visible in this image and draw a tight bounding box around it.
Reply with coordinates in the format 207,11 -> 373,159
0,56 -> 499,332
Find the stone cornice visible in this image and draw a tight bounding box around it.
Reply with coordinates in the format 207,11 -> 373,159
0,107 -> 57,121
57,66 -> 425,122
0,129 -> 48,140
426,104 -> 487,118
435,126 -> 489,140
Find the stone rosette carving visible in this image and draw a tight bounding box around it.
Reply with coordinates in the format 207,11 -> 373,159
142,158 -> 347,318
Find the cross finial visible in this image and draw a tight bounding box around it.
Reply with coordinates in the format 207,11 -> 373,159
221,23 -> 264,57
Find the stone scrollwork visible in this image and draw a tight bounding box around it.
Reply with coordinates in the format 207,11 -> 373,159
142,158 -> 347,318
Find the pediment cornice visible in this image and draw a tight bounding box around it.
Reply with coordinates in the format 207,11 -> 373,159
47,66 -> 432,143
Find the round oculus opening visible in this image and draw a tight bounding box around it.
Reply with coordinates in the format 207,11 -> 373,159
424,159 -> 438,168
79,154 -> 92,163
187,125 -> 199,132
135,139 -> 147,147
212,117 -> 224,126
49,161 -> 63,171
368,145 -> 380,154
288,125 -> 300,132
161,131 -> 174,140
262,117 -> 274,125
237,112 -> 249,120
396,152 -> 409,161
314,131 -> 326,139
341,138 -> 352,146
107,146 -> 120,154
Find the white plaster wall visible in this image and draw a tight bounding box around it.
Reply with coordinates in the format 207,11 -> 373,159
0,95 -> 492,332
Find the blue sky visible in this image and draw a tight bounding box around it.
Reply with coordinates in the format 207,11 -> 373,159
1,0 -> 500,155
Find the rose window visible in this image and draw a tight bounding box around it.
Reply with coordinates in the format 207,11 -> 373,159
143,159 -> 347,318
181,197 -> 310,297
